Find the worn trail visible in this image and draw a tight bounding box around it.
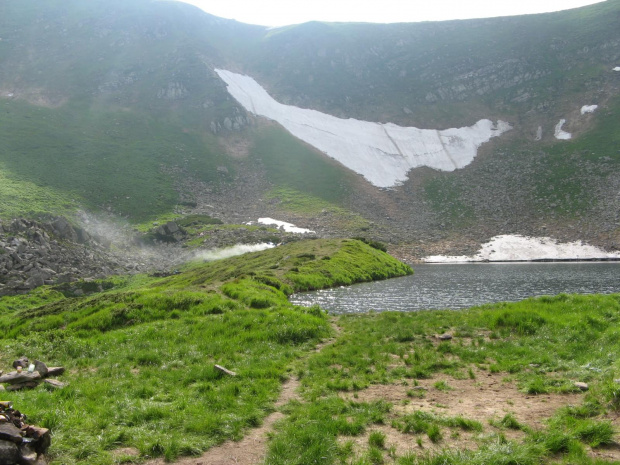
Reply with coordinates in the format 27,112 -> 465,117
144,320 -> 340,465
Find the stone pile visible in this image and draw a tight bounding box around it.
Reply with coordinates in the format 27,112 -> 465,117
0,401 -> 50,465
0,358 -> 66,392
0,217 -> 131,296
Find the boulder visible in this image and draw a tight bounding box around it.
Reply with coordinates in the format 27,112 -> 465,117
50,217 -> 78,243
155,222 -> 186,242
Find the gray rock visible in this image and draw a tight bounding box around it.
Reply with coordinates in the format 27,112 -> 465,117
21,276 -> 44,290
18,443 -> 37,465
0,439 -> 19,465
0,423 -> 23,444
574,382 -> 589,391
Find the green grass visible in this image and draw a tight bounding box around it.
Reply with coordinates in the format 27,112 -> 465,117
0,167 -> 79,220
266,292 -> 620,464
251,126 -> 356,206
0,100 -> 233,222
0,239 -> 412,464
3,242 -> 620,465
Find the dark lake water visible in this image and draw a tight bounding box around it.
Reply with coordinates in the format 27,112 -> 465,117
289,262 -> 620,314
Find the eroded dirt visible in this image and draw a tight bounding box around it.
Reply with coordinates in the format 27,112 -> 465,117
342,370 -> 583,428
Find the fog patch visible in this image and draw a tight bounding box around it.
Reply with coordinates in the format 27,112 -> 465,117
194,243 -> 275,262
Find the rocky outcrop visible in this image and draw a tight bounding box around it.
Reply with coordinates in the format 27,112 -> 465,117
154,221 -> 186,243
0,218 -> 130,296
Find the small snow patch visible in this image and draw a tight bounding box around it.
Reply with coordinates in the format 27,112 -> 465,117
257,218 -> 315,234
424,235 -> 620,263
581,105 -> 598,115
554,119 -> 571,140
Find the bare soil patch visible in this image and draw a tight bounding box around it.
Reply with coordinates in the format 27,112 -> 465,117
342,369 -> 583,429
340,423 -> 482,463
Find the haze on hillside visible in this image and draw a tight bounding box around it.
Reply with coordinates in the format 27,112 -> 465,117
176,0 -> 606,26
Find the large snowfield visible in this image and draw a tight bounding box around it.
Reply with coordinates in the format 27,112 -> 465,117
424,235 -> 620,262
216,69 -> 511,188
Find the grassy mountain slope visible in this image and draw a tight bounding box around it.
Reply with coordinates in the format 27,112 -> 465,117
0,0 -> 243,221
0,0 -> 618,252
245,1 -> 620,128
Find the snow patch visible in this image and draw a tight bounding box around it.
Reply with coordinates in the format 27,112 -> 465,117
535,126 -> 542,141
554,119 -> 572,140
424,235 -> 620,263
581,105 -> 598,115
215,69 -> 511,188
257,217 -> 315,234
195,243 -> 275,261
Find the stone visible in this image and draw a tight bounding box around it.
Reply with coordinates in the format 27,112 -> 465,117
20,276 -> 44,290
437,333 -> 453,341
574,382 -> 589,391
5,382 -> 39,392
0,372 -> 41,385
0,439 -> 19,465
32,361 -> 48,377
18,443 -> 37,465
50,217 -> 77,243
45,367 -> 65,377
43,379 -> 66,389
11,359 -> 28,370
0,424 -> 23,444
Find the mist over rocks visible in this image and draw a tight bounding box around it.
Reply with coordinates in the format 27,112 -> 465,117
0,212 -> 322,296
0,217 -> 132,296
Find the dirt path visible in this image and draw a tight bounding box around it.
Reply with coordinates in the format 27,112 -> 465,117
143,320 -> 340,465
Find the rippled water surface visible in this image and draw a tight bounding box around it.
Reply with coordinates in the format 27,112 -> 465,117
289,262 -> 620,314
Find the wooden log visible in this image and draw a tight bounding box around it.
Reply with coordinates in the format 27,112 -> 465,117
214,365 -> 237,376
0,372 -> 41,385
